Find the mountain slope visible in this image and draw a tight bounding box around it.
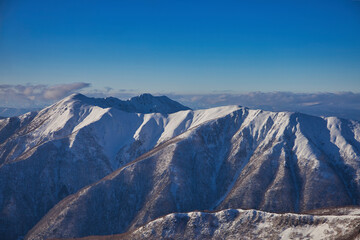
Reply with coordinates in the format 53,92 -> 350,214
25,106 -> 360,240
0,93 -> 236,240
55,208 -> 360,240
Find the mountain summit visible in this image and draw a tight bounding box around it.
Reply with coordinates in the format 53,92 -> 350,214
63,93 -> 191,114
0,93 -> 234,240
118,93 -> 192,113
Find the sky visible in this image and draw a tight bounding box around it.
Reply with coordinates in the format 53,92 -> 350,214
0,0 -> 360,118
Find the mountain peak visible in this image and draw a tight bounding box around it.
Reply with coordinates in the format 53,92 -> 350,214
128,93 -> 165,104
61,93 -> 95,104
64,93 -> 87,101
135,93 -> 155,99
59,93 -> 191,114
125,93 -> 191,114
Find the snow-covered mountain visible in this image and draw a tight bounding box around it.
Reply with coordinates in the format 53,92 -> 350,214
49,207 -> 360,240
0,93 -> 236,240
1,93 -> 360,240
111,208 -> 360,240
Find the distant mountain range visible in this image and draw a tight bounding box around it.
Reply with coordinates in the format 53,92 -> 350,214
0,93 -> 359,240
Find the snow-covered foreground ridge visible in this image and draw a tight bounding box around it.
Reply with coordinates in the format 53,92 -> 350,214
52,208 -> 360,240
0,93 -> 360,240
0,93 -> 242,239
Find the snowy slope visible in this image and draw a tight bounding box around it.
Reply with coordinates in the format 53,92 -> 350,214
2,93 -> 360,240
0,93 -> 238,240
122,208 -> 360,240
25,104 -> 360,240
52,208 -> 360,240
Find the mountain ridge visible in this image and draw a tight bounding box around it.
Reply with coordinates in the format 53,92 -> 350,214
49,207 -> 360,240
25,103 -> 360,239
60,93 -> 192,114
1,93 -> 360,240
0,93 -> 238,240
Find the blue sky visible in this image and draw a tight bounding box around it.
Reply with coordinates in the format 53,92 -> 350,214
1,0 -> 360,94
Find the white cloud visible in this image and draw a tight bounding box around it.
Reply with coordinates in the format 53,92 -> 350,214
43,83 -> 90,100
0,82 -> 90,107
